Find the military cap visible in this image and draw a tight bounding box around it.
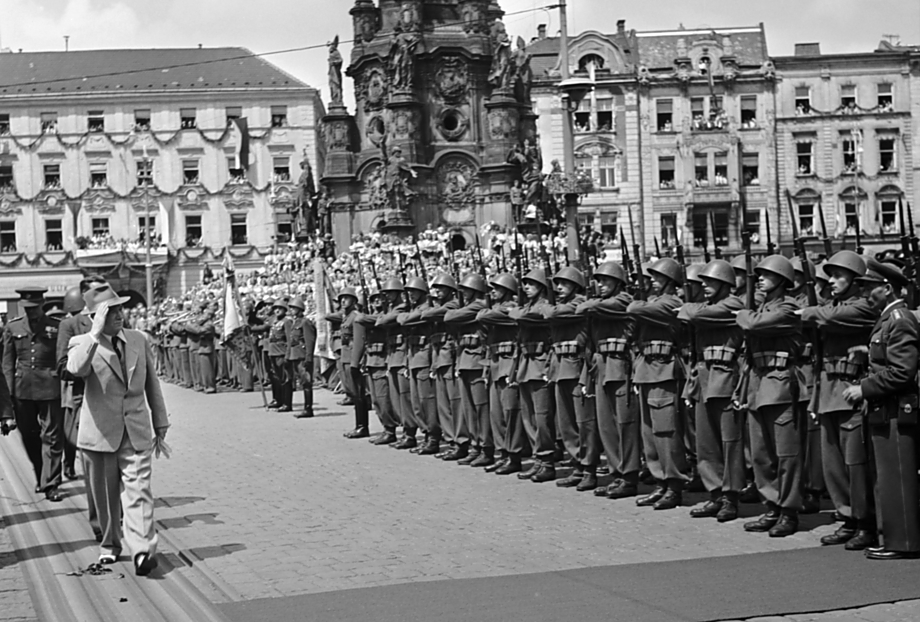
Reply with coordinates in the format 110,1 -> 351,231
43,303 -> 65,318
858,258 -> 908,289
17,287 -> 47,308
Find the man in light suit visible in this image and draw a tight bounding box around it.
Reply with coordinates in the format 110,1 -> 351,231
67,284 -> 170,576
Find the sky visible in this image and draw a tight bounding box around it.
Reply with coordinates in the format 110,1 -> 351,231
1,0 -> 918,110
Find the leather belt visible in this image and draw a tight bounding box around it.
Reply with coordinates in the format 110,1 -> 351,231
367,343 -> 385,355
408,335 -> 428,347
824,349 -> 868,380
702,345 -> 737,365
553,341 -> 582,356
597,337 -> 628,356
387,334 -> 405,347
521,341 -> 548,356
459,334 -> 482,348
490,341 -> 515,356
752,350 -> 792,371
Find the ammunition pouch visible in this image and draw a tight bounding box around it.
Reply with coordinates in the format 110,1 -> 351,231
639,340 -> 675,361
553,341 -> 582,356
751,350 -> 792,371
597,338 -> 629,358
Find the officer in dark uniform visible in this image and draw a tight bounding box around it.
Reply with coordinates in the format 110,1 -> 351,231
57,286 -> 89,481
336,288 -> 369,438
846,260 -> 920,560
2,287 -> 65,501
267,299 -> 293,411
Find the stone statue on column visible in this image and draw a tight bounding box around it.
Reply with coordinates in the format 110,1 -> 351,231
488,20 -> 513,91
328,35 -> 344,106
389,32 -> 419,92
511,36 -> 533,104
292,149 -> 316,238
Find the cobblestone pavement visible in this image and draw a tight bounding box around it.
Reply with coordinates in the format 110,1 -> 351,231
3,380 -> 920,621
0,516 -> 37,622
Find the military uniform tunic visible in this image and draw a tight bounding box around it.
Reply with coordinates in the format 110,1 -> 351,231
479,299 -> 521,458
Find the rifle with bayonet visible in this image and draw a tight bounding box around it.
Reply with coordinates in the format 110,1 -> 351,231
899,198 -> 918,309
414,239 -> 428,283
709,212 -> 722,260
355,252 -> 369,311
534,216 -> 555,304
474,231 -> 488,280
765,207 -> 776,255
816,196 -> 834,259
675,236 -> 697,369
654,236 -> 662,259
627,207 -> 645,301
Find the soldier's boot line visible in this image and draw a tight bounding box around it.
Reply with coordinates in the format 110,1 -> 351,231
470,447 -> 495,468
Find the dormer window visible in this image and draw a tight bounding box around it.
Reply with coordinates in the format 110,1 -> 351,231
578,54 -> 605,74
698,56 -> 711,76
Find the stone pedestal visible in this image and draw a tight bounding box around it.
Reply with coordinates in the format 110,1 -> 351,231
484,90 -> 523,165
387,91 -> 423,163
322,103 -> 358,176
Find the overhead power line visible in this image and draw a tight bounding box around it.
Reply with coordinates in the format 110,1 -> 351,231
0,6 -> 556,91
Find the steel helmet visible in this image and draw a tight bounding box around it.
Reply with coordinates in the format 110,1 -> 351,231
640,262 -> 652,278
648,257 -> 684,285
698,259 -> 735,287
730,255 -> 747,272
63,287 -> 85,314
755,255 -> 795,286
592,261 -> 627,284
552,266 -> 586,290
814,261 -> 830,283
406,277 -> 429,293
790,257 -> 816,276
489,273 -> 519,294
382,277 -> 404,292
823,250 -> 867,278
686,263 -> 705,284
289,296 -> 306,311
431,271 -> 459,291
522,268 -> 549,290
272,298 -> 289,311
337,287 -> 359,301
459,274 -> 489,294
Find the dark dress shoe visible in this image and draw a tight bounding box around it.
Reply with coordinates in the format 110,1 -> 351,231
496,459 -> 522,475
865,549 -> 920,560
739,482 -> 760,504
530,464 -> 556,483
458,449 -> 480,465
134,552 -> 158,576
606,482 -> 638,499
820,524 -> 857,546
744,511 -> 780,532
470,452 -> 495,468
593,485 -> 610,497
442,447 -> 469,462
372,432 -> 398,445
636,487 -> 666,507
653,490 -> 682,510
716,498 -> 739,523
845,530 -> 878,551
64,466 -> 78,481
576,472 -> 598,492
294,410 -> 314,419
689,499 -> 722,518
337,397 -> 355,406
277,405 -> 292,412
638,467 -> 655,486
266,401 -> 280,409
392,436 -> 417,449
768,514 -> 798,538
556,472 -> 583,488
801,492 -> 821,514
44,488 -> 64,503
485,458 -> 507,473
418,442 -> 441,455
517,462 -> 541,480
343,427 -> 369,439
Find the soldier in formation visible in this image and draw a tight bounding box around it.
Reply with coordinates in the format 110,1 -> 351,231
327,245 -> 920,556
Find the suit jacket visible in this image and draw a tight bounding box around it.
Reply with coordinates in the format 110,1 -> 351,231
67,329 -> 169,453
57,313 -> 92,408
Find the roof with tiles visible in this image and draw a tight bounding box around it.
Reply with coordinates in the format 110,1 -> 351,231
0,47 -> 312,96
526,25 -> 767,78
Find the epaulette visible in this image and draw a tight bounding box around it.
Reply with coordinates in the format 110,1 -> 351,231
892,309 -> 904,321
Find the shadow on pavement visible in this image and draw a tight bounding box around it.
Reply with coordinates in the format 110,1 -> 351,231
187,543 -> 247,561
3,506 -> 83,527
158,513 -> 224,530
155,496 -> 206,509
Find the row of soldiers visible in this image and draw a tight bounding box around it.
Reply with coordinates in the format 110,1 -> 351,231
149,298 -> 318,417
331,250 -> 920,560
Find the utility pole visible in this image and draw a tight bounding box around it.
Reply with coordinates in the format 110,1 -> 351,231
556,0 -> 593,268
143,158 -> 153,307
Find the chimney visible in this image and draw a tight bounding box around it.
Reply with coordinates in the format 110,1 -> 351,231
537,24 -> 547,40
617,20 -> 626,35
794,42 -> 821,56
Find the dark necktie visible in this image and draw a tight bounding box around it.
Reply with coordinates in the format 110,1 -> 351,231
113,337 -> 128,382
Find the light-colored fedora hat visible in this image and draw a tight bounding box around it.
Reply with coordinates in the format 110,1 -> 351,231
83,283 -> 131,313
